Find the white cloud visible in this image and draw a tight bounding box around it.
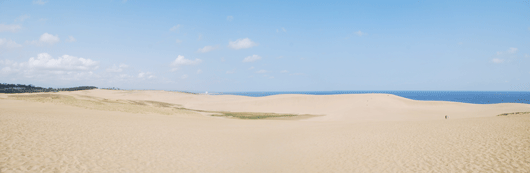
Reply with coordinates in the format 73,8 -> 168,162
106,64 -> 128,73
228,38 -> 257,50
227,16 -> 233,21
0,38 -> 22,49
181,74 -> 188,79
497,47 -> 518,55
226,70 -> 235,74
170,25 -> 181,31
40,33 -> 60,44
290,73 -> 304,76
197,34 -> 203,41
256,70 -> 267,73
65,36 -> 76,42
355,30 -> 367,36
492,58 -> 504,63
32,0 -> 48,5
525,54 -> 529,58
0,24 -> 22,32
263,74 -> 274,79
29,33 -> 60,45
170,55 -> 202,71
276,27 -> 287,33
27,53 -> 98,71
243,55 -> 262,62
0,53 -> 99,80
248,66 -> 255,70
15,15 -> 30,22
280,70 -> 288,73
197,69 -> 202,74
197,45 -> 219,53
175,39 -> 182,44
138,72 -> 155,79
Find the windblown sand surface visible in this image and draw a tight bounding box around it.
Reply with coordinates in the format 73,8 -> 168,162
1,89 -> 529,172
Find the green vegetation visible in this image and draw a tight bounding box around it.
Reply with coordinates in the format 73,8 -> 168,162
0,83 -> 96,93
210,111 -> 299,119
7,93 -> 317,120
497,112 -> 530,116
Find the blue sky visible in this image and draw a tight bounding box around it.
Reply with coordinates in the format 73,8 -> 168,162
0,0 -> 529,92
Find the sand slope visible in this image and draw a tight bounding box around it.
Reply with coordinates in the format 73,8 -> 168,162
1,90 -> 529,172
63,89 -> 530,121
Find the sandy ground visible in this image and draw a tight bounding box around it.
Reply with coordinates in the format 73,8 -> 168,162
1,89 -> 529,172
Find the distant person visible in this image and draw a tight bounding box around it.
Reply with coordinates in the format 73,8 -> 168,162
445,115 -> 448,119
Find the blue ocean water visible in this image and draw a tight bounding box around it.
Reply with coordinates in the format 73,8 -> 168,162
214,91 -> 530,104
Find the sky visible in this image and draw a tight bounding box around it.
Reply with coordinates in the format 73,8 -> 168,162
0,0 -> 529,92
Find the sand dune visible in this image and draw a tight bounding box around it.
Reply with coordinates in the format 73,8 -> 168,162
1,89 -> 529,172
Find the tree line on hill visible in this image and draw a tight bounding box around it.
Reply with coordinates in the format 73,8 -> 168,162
0,83 -> 97,93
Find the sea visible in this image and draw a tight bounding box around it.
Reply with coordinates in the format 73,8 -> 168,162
212,91 -> 530,104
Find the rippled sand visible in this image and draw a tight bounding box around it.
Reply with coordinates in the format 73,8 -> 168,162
1,90 -> 529,172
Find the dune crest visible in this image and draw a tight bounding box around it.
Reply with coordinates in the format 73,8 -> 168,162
1,90 -> 529,172
55,89 -> 530,121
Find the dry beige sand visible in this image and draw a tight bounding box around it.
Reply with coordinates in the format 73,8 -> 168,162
1,89 -> 530,172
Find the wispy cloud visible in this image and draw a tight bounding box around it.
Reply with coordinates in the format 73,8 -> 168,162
492,47 -> 518,63
170,55 -> 202,71
106,64 -> 128,73
65,36 -> 76,42
138,72 -> 155,79
243,55 -> 262,62
507,47 -> 518,54
263,74 -> 274,79
175,39 -> 182,44
15,15 -> 30,22
228,38 -> 257,50
28,33 -> 60,45
226,69 -> 235,74
170,25 -> 181,32
0,24 -> 22,32
197,45 -> 219,53
492,58 -> 504,63
276,27 -> 287,33
0,38 -> 22,49
355,30 -> 367,36
32,0 -> 48,5
256,70 -> 267,73
280,70 -> 288,73
496,47 -> 518,55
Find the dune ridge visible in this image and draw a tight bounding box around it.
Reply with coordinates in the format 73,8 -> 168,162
1,89 -> 529,172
